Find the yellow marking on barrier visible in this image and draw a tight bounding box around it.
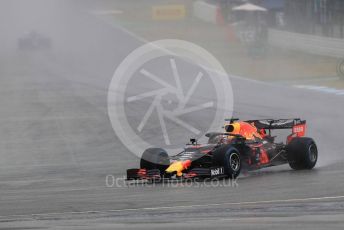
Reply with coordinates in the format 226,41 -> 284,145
152,5 -> 186,20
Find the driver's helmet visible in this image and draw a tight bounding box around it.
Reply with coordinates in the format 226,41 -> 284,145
224,121 -> 262,140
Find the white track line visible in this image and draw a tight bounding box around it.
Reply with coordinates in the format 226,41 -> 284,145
295,85 -> 344,96
1,195 -> 344,220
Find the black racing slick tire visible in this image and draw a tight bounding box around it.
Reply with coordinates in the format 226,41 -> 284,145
213,145 -> 241,179
287,137 -> 318,170
140,148 -> 170,173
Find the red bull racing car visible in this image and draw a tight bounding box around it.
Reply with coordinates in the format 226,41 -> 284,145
127,118 -> 318,180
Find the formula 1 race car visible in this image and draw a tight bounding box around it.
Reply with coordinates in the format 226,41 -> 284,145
127,118 -> 318,180
18,31 -> 52,51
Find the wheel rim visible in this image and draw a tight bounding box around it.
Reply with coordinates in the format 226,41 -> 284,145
309,144 -> 317,163
229,152 -> 240,171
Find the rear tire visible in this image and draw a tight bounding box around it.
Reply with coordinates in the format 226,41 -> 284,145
213,145 -> 241,179
287,137 -> 318,170
140,148 -> 170,173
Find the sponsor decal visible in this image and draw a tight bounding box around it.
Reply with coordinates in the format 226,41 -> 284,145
293,124 -> 306,136
260,120 -> 291,126
210,167 -> 224,176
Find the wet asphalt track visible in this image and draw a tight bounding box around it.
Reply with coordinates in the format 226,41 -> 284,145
1,2 -> 344,229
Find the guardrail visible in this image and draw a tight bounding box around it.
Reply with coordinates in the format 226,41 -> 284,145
268,29 -> 344,58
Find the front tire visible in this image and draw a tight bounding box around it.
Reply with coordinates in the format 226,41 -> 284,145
140,148 -> 170,173
287,137 -> 318,170
213,145 -> 241,179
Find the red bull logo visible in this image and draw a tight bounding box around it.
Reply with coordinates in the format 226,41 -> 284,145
225,121 -> 262,140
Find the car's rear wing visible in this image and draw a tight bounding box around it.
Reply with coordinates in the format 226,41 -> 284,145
245,118 -> 307,142
245,118 -> 306,130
